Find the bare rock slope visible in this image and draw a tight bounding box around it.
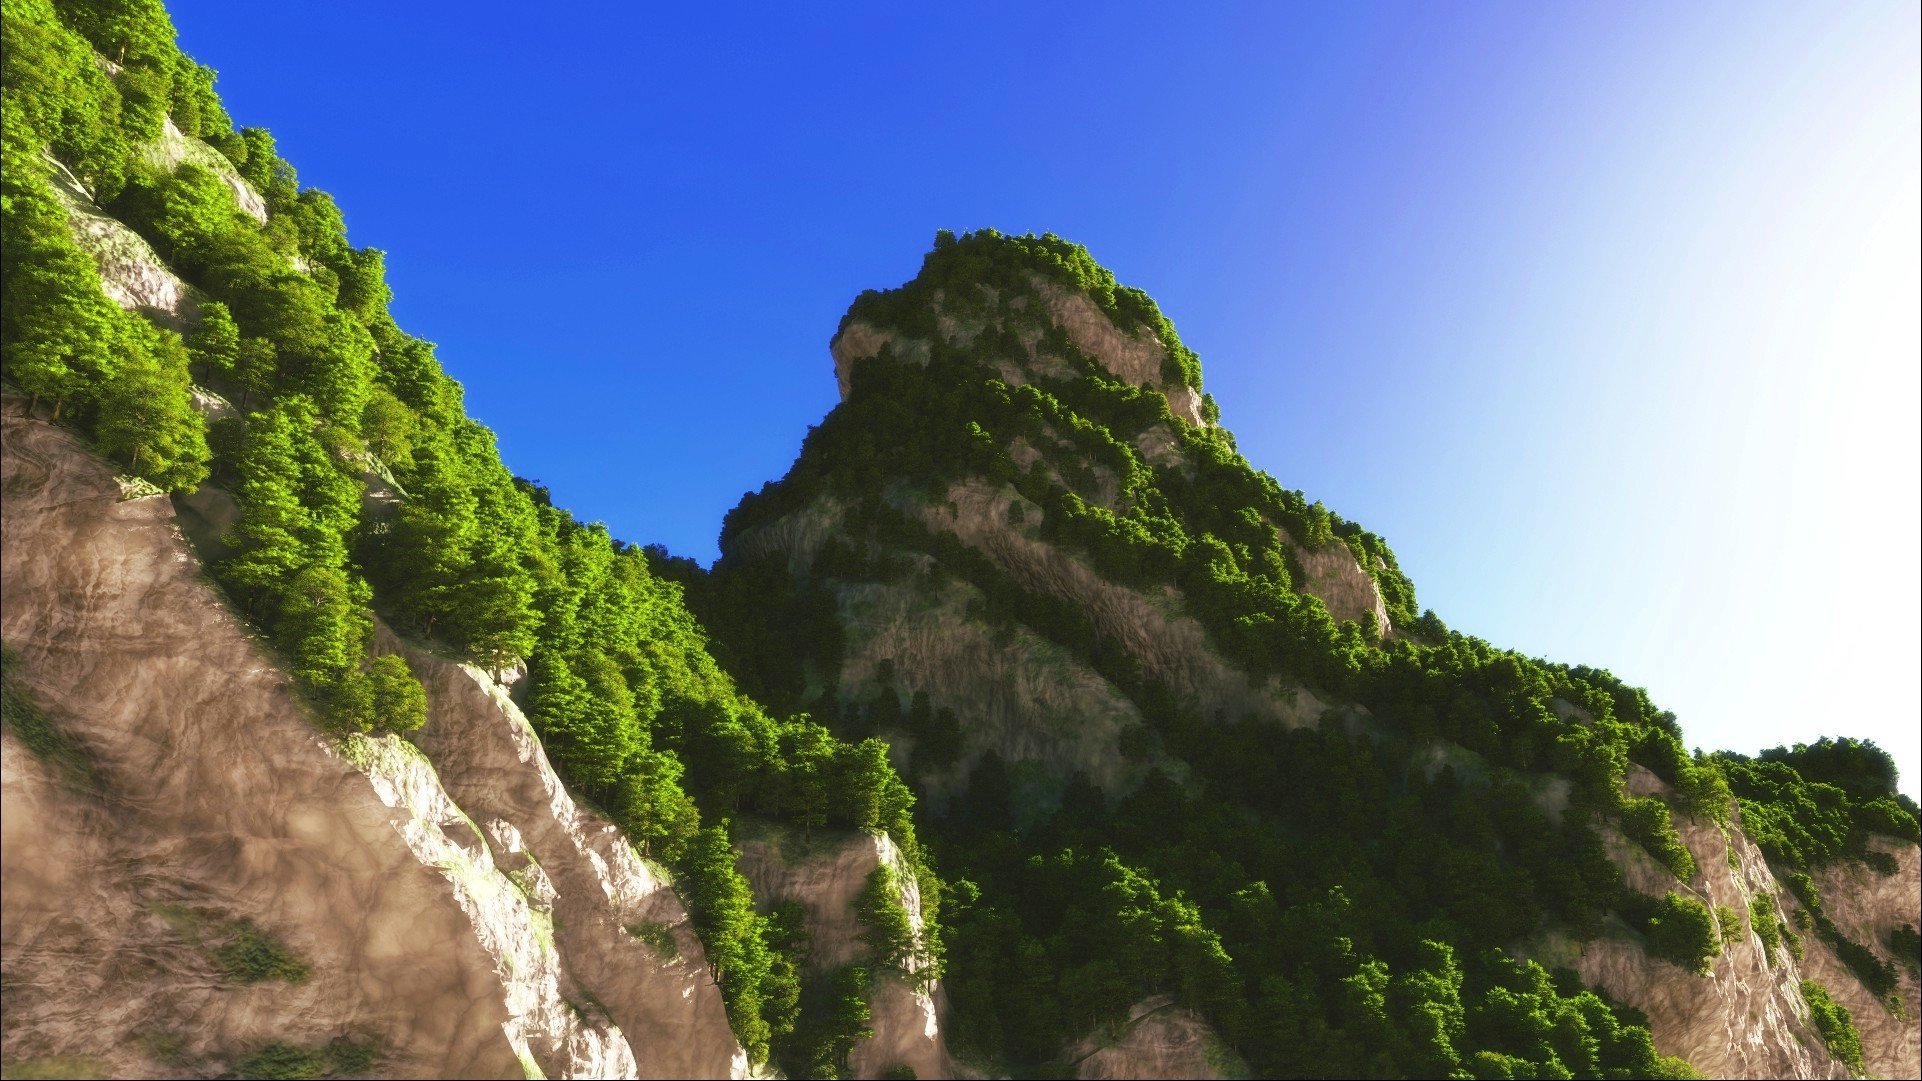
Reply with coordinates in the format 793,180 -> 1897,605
737,828 -> 953,1080
1556,768 -> 1920,1080
0,402 -> 744,1079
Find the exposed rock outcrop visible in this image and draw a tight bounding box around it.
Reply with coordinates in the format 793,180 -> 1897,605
142,117 -> 269,224
1068,997 -> 1246,1080
1807,841 -> 1922,1079
1036,283 -> 1204,427
349,732 -> 636,1080
929,479 -> 1323,733
0,398 -> 746,1079
387,628 -> 750,1080
829,277 -> 1204,426
2,401 -> 525,1078
1287,538 -> 1392,640
1558,766 -> 1921,1079
43,154 -> 196,325
737,828 -> 952,1080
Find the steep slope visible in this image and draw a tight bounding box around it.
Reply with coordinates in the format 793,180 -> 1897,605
2,2 -> 947,1076
736,827 -> 953,1080
0,399 -> 736,1078
689,230 -> 1921,1077
387,626 -> 748,1078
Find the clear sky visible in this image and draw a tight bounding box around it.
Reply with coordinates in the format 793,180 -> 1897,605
169,1 -> 1920,795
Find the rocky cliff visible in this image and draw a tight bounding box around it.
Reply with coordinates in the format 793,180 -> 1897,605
737,828 -> 952,1080
0,401 -> 747,1079
703,232 -> 1922,1078
1535,766 -> 1919,1079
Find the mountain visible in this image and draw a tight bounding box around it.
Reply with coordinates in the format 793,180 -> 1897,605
672,231 -> 1922,1079
1,2 -> 1917,1079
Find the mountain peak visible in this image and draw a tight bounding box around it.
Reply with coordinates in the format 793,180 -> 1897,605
829,230 -> 1212,427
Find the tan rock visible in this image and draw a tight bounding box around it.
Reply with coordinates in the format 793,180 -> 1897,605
737,828 -> 952,1080
0,400 -> 751,1079
1069,997 -> 1246,1080
1286,537 -> 1391,640
1564,766 -> 1921,1078
391,629 -> 750,1080
1,399 -> 526,1078
143,118 -> 269,225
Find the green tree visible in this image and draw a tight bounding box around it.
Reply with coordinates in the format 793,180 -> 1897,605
368,654 -> 428,733
679,824 -> 776,1064
856,863 -> 916,973
274,562 -> 371,689
185,298 -> 239,381
359,384 -> 414,470
233,335 -> 277,406
1645,892 -> 1720,974
0,147 -> 123,419
219,402 -> 311,602
94,322 -> 208,491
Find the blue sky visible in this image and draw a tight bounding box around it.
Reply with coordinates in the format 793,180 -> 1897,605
170,1 -> 1920,793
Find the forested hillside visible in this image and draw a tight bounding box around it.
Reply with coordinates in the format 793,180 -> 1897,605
675,230 -> 1922,1077
2,1 -> 1918,1078
1,1 -> 938,1073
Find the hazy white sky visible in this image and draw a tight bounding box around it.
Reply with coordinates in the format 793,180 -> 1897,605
1348,1 -> 1922,794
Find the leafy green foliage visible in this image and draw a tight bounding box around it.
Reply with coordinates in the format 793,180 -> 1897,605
1643,893 -> 1720,975
1780,871 -> 1899,1001
625,919 -> 679,959
185,296 -> 237,379
1620,796 -> 1697,882
788,963 -> 874,1079
1751,894 -> 1783,967
1888,924 -> 1918,974
1801,980 -> 1866,1077
212,917 -> 310,983
4,10 -> 1900,1072
1713,904 -> 1744,949
366,654 -> 427,733
232,1036 -> 377,1081
855,863 -> 918,976
687,230 -> 1909,1075
1717,739 -> 1920,871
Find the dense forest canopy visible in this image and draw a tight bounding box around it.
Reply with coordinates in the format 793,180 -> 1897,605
2,2 -> 1916,1077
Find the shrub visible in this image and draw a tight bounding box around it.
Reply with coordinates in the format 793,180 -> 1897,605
625,919 -> 679,960
1645,893 -> 1720,974
1889,924 -> 1919,973
1751,895 -> 1783,966
1801,980 -> 1865,1077
213,918 -> 310,983
1620,797 -> 1697,881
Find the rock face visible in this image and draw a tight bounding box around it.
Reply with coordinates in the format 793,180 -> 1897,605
0,401 -> 744,1079
389,628 -> 750,1079
1287,538 -> 1391,640
2,402 -> 519,1078
1037,283 -> 1204,427
43,154 -> 196,325
1557,767 -> 1922,1079
830,276 -> 1204,426
1068,998 -> 1245,1080
737,829 -> 953,1080
1807,841 -> 1922,1079
142,117 -> 270,224
729,477 -> 1324,813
